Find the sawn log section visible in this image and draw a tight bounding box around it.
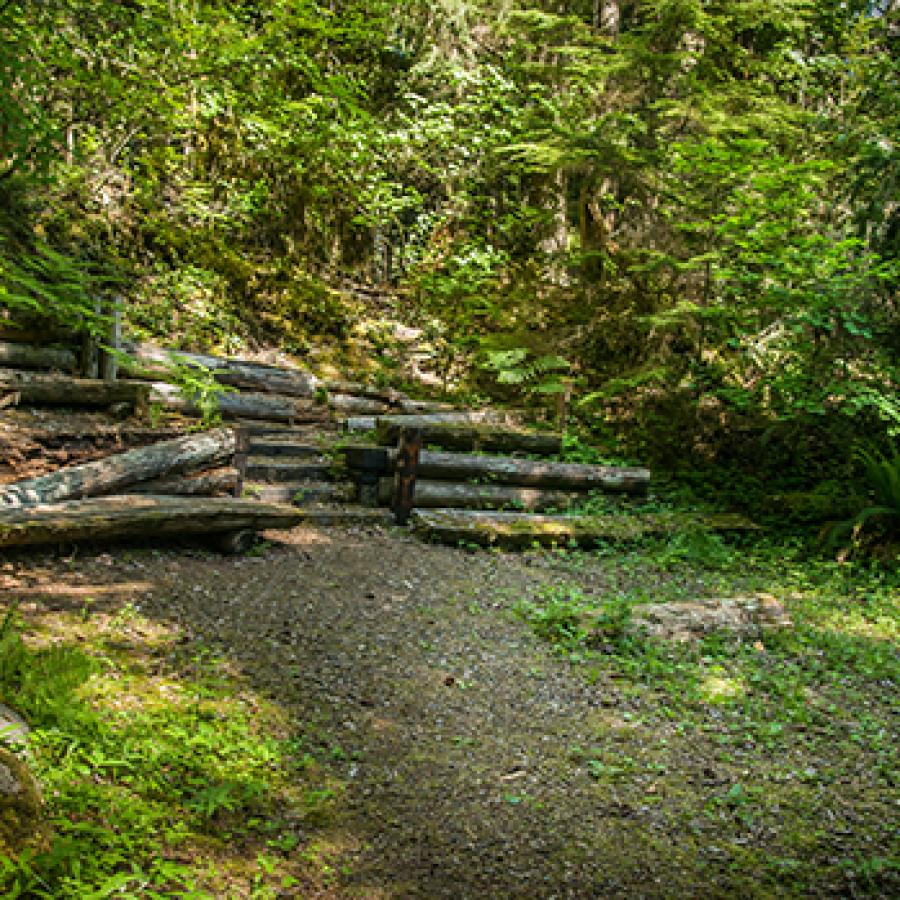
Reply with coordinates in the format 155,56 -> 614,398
0,496 -> 304,549
0,428 -> 237,508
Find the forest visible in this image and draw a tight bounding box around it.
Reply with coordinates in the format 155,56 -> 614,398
1,1 -> 898,897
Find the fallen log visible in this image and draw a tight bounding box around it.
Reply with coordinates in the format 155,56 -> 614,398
375,419 -> 562,455
412,509 -> 759,549
127,467 -> 239,497
412,451 -> 650,493
0,427 -> 237,508
149,383 -> 324,423
0,495 -> 304,549
125,345 -> 321,396
325,380 -> 406,405
328,393 -> 390,416
379,478 -> 580,511
0,341 -> 76,371
0,371 -> 149,410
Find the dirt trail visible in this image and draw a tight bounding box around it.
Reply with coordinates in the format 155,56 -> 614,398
9,524 -> 892,898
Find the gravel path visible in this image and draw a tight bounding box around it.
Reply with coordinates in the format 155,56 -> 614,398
116,525 -> 693,898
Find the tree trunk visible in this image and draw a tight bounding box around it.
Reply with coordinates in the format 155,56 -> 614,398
0,495 -> 304,549
0,427 -> 238,509
0,371 -> 149,409
0,342 -> 76,371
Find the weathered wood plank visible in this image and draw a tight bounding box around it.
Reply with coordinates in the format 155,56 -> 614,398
0,495 -> 304,549
412,509 -> 759,549
0,427 -> 238,509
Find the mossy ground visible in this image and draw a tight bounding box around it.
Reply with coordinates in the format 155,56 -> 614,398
0,524 -> 896,897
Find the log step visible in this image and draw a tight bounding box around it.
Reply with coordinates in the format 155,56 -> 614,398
244,458 -> 336,483
374,418 -> 562,455
378,478 -> 580,511
412,509 -> 759,550
293,506 -> 395,527
342,446 -> 650,494
246,439 -> 331,459
243,481 -> 356,506
0,495 -> 306,550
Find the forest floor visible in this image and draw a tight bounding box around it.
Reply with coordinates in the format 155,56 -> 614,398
3,521 -> 897,898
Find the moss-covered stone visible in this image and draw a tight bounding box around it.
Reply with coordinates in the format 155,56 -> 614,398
0,747 -> 47,859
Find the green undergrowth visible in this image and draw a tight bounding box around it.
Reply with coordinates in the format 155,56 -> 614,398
515,536 -> 899,895
0,605 -> 342,898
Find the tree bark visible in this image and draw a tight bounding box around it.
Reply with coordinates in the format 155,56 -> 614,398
328,393 -> 390,416
0,371 -> 149,409
0,427 -> 238,509
0,495 -> 304,549
0,342 -> 76,371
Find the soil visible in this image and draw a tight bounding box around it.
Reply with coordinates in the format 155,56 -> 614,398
5,522 -> 895,899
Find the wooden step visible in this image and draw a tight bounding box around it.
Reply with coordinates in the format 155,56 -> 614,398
0,495 -> 305,550
411,509 -> 759,549
244,458 -> 336,483
243,481 -> 356,506
342,446 -> 649,494
374,419 -> 562,455
293,505 -> 395,527
247,439 -> 330,458
378,478 -> 580,511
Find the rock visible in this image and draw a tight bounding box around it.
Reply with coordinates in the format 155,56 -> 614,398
0,702 -> 29,748
0,746 -> 47,858
625,595 -> 793,643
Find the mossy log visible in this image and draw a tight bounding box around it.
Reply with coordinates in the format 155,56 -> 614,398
0,495 -> 304,549
412,509 -> 759,549
127,467 -> 240,497
412,451 -> 650,493
0,427 -> 238,508
374,418 -> 562,455
378,478 -> 580,511
0,746 -> 47,858
149,383 -> 325,423
0,371 -> 149,409
0,341 -> 76,371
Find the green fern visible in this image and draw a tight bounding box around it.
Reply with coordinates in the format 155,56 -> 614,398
829,444 -> 900,549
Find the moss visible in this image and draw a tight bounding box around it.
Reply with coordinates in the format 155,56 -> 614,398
0,747 -> 47,859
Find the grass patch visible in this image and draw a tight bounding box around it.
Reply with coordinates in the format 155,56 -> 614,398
0,603 -> 342,898
514,534 -> 899,896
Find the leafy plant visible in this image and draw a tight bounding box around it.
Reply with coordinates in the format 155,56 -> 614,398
515,585 -> 588,652
170,356 -> 233,427
829,444 -> 900,551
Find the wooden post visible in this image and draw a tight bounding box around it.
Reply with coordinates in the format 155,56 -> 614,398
232,426 -> 249,498
392,427 -> 421,525
99,297 -> 122,382
80,298 -> 102,378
